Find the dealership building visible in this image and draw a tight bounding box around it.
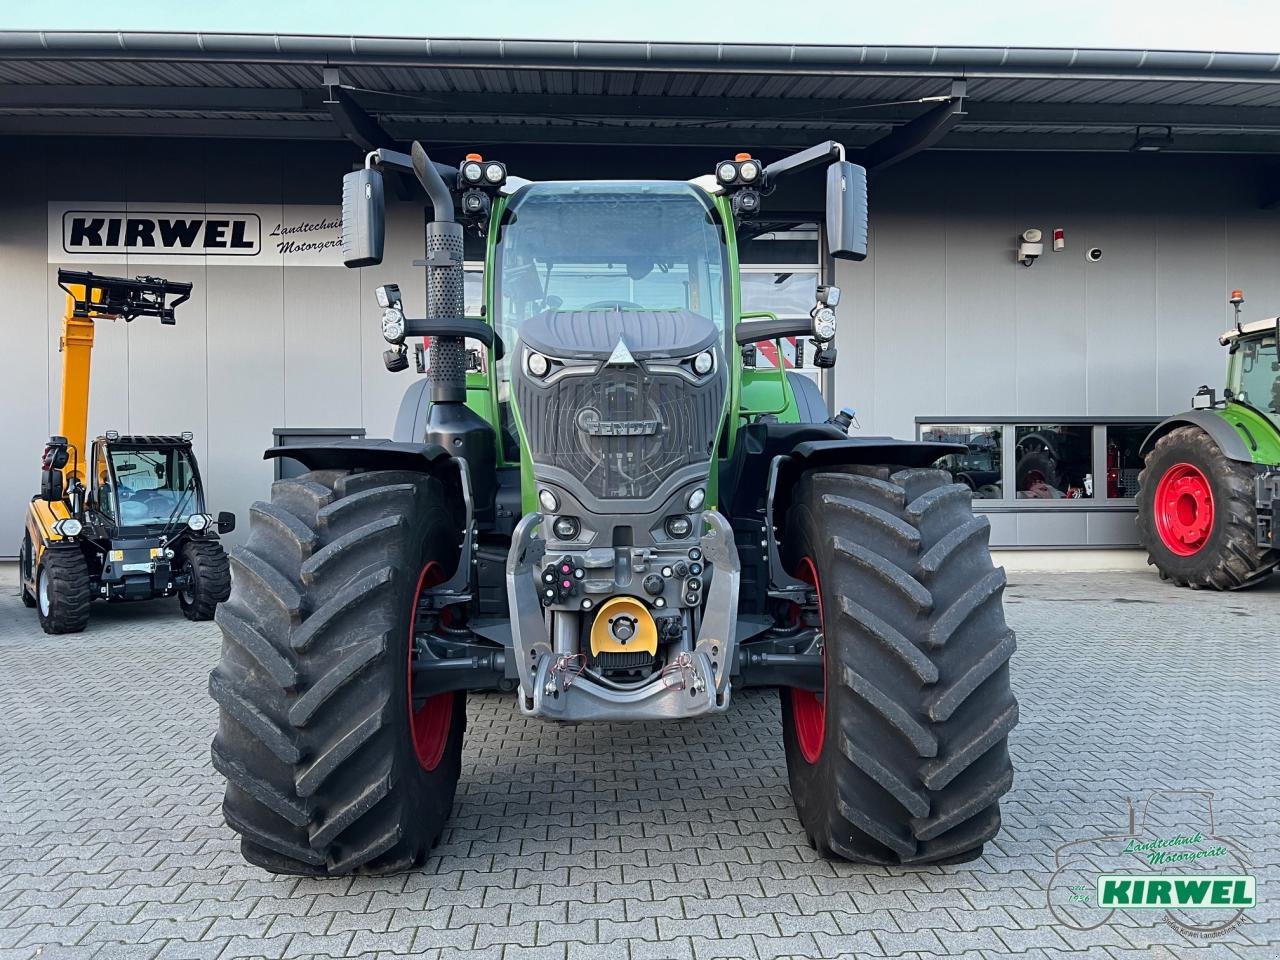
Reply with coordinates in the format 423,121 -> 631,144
3,31 -> 1280,557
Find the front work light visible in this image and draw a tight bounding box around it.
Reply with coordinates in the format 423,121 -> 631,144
552,516 -> 581,540
188,514 -> 210,532
538,489 -> 560,513
53,518 -> 82,537
463,161 -> 484,184
665,516 -> 693,538
812,306 -> 838,342
484,162 -> 506,184
687,488 -> 705,511
693,351 -> 714,375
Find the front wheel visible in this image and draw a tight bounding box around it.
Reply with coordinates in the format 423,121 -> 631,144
209,468 -> 467,875
179,539 -> 232,620
1136,426 -> 1275,589
780,466 -> 1018,865
36,545 -> 92,635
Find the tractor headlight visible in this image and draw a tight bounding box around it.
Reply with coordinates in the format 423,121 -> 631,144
538,489 -> 560,513
687,488 -> 705,511
738,160 -> 759,182
717,162 -> 738,184
526,351 -> 550,378
552,516 -> 580,540
812,306 -> 837,343
381,307 -> 406,343
692,350 -> 714,375
53,518 -> 82,537
187,514 -> 210,532
463,161 -> 484,183
484,162 -> 505,184
665,516 -> 693,538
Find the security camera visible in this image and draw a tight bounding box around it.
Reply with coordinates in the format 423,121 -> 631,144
1017,228 -> 1044,267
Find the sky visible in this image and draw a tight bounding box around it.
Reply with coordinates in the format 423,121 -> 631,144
3,0 -> 1279,52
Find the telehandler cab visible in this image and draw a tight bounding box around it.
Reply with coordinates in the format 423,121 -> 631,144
19,270 -> 234,634
210,141 -> 1019,875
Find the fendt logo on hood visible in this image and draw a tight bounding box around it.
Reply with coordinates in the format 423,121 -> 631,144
62,211 -> 261,256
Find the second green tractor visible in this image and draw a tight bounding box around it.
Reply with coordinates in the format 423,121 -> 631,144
208,141 -> 1019,876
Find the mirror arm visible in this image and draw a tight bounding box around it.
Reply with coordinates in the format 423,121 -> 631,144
735,315 -> 815,346
762,140 -> 845,186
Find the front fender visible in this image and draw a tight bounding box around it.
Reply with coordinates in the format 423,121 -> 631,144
263,438 -> 452,473
1139,410 -> 1254,462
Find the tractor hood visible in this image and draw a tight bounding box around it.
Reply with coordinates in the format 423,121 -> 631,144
519,308 -> 719,362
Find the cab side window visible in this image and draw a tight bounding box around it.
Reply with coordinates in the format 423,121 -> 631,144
93,447 -> 114,520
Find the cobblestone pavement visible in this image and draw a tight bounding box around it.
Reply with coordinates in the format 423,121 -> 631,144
1,568 -> 1277,960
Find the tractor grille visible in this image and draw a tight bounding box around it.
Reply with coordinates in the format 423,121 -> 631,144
515,364 -> 725,501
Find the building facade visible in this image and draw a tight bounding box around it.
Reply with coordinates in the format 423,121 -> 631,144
3,35 -> 1280,554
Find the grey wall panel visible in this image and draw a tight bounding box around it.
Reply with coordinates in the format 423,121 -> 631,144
1154,212 -> 1227,414
1226,212 -> 1280,331
1087,511 -> 1141,546
984,512 -> 1018,548
282,265 -> 362,427
869,178 -> 949,439
1015,510 -> 1089,546
944,178 -> 1017,417
204,266 -> 285,545
1083,212 -> 1158,415
0,147 -> 49,544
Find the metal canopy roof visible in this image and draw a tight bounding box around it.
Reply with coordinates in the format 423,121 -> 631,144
2,31 -> 1280,154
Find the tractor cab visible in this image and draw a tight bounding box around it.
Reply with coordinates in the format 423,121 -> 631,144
1221,319 -> 1280,423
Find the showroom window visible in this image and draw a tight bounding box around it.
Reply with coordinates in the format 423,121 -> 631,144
918,417 -> 1160,506
920,424 -> 1004,500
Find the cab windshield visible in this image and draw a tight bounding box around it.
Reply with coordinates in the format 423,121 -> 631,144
103,446 -> 202,527
1232,334 -> 1280,420
493,181 -> 728,377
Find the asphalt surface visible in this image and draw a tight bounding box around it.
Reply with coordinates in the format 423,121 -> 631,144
0,568 -> 1276,960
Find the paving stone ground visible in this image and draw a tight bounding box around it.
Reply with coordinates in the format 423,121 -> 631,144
1,566 -> 1277,960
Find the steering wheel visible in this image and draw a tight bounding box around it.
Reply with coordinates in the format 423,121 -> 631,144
584,299 -> 645,310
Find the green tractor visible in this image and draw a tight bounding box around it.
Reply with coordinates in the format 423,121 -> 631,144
208,141 -> 1019,876
1137,289 -> 1280,588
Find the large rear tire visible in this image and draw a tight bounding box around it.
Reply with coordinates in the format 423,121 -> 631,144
36,545 -> 92,635
179,539 -> 231,621
1136,426 -> 1276,589
209,468 -> 467,876
780,466 -> 1018,865
19,531 -> 37,608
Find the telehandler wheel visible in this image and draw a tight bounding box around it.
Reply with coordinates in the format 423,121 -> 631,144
780,466 -> 1018,865
1136,426 -> 1276,589
35,545 -> 92,635
209,469 -> 467,876
178,539 -> 232,621
19,532 -> 37,608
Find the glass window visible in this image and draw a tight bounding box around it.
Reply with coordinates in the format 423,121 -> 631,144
1014,425 -> 1093,498
921,424 -> 1004,500
741,269 -> 820,371
110,446 -> 200,526
1105,423 -> 1158,499
493,182 -> 728,384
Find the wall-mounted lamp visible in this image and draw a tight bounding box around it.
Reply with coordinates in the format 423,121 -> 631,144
1017,228 -> 1043,267
1131,126 -> 1173,152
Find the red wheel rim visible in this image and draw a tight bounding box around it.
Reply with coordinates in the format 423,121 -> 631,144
1153,463 -> 1215,557
407,562 -> 454,771
791,556 -> 826,764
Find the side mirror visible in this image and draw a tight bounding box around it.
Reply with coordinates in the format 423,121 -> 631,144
217,511 -> 237,534
341,168 -> 386,268
825,161 -> 868,262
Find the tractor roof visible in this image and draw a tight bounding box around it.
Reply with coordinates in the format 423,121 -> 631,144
1219,318 -> 1280,345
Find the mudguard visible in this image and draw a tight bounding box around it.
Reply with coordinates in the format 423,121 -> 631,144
1139,411 -> 1252,462
263,438 -> 452,473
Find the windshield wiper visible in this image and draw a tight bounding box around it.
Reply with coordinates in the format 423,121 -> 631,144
159,477 -> 198,538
